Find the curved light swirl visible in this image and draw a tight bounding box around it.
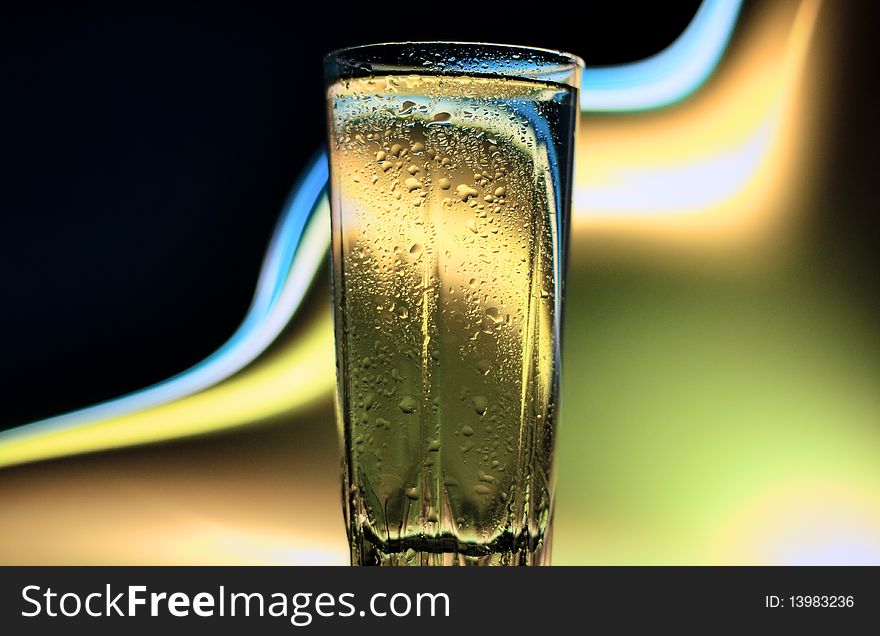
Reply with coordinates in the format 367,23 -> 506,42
0,158 -> 329,449
582,0 -> 742,111
0,0 -> 745,467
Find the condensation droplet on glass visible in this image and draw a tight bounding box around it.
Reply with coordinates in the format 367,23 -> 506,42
428,112 -> 451,126
398,395 -> 417,413
485,307 -> 502,323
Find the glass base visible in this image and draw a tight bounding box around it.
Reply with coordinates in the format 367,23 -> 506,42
350,529 -> 552,566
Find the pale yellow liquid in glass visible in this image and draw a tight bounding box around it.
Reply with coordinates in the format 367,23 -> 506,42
327,74 -> 571,565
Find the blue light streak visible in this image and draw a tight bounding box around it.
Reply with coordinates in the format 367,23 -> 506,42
582,0 -> 742,111
0,0 -> 743,445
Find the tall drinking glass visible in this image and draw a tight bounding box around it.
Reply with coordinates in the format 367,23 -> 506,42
324,42 -> 581,565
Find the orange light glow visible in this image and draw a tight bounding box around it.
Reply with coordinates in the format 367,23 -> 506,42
574,0 -> 824,251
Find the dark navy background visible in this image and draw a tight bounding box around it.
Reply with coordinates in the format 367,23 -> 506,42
0,0 -> 705,428
5,1 -> 879,429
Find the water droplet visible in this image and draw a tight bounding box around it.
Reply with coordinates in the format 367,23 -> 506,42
494,186 -> 506,197
364,392 -> 377,410
397,305 -> 409,319
404,177 -> 422,192
437,177 -> 451,190
407,164 -> 421,175
456,184 -> 479,201
376,417 -> 391,429
375,150 -> 386,162
405,486 -> 420,500
484,307 -> 502,323
472,395 -> 488,415
409,243 -> 423,259
390,143 -> 403,157
428,112 -> 451,126
466,219 -> 478,233
428,439 -> 441,452
411,142 -> 425,154
462,424 -> 475,436
474,484 -> 491,495
476,359 -> 491,375
398,396 -> 417,413
399,100 -> 416,115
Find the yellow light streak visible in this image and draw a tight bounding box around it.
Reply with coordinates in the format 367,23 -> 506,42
0,311 -> 335,469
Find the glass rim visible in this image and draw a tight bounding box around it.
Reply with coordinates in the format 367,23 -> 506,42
324,41 -> 584,88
